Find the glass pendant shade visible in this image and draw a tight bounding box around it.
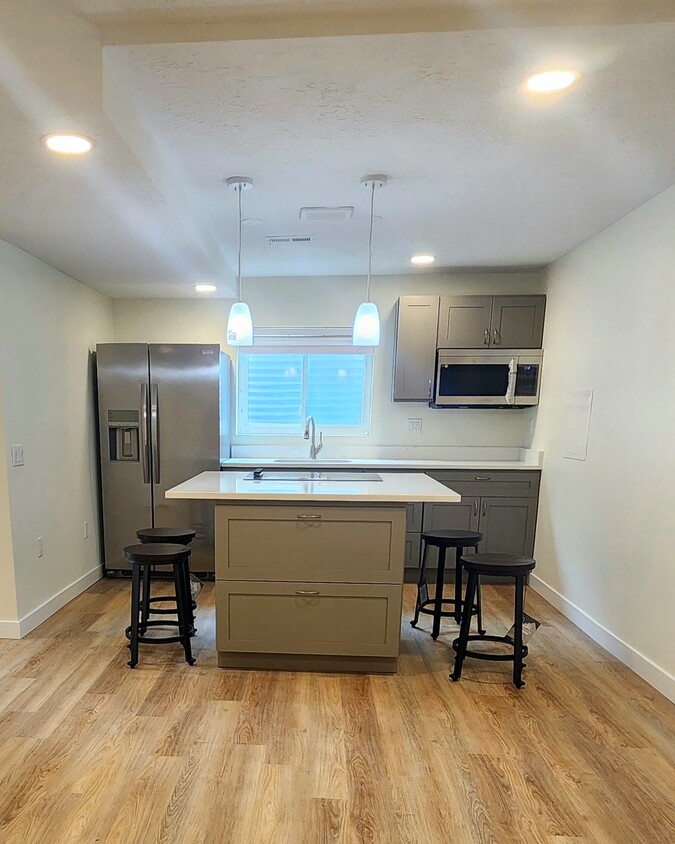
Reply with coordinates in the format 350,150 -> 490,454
227,301 -> 253,346
352,301 -> 380,346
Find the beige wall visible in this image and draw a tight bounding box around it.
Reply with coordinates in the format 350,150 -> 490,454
531,183 -> 675,701
0,240 -> 114,629
113,270 -> 545,449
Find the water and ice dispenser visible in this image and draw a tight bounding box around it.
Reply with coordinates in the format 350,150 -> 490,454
108,410 -> 140,461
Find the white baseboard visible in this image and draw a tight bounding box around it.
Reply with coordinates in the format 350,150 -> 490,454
0,619 -> 21,639
0,566 -> 103,640
530,574 -> 675,704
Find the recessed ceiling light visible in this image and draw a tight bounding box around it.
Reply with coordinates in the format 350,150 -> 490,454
194,284 -> 217,293
242,218 -> 263,227
42,133 -> 94,155
525,70 -> 578,93
411,254 -> 436,266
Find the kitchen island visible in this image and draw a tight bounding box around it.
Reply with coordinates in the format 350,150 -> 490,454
166,471 -> 460,673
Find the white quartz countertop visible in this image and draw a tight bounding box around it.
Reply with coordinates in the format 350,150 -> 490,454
221,458 -> 541,471
165,471 -> 462,503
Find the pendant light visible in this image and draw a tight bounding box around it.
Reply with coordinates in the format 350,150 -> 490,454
226,176 -> 254,346
353,174 -> 387,346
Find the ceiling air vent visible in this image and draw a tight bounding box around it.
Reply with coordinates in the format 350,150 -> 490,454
299,206 -> 353,222
266,235 -> 313,245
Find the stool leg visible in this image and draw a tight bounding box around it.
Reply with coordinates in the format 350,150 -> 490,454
410,541 -> 428,628
140,564 -> 152,633
513,575 -> 525,689
128,565 -> 141,669
431,546 -> 446,640
454,547 -> 463,624
475,575 -> 486,636
183,559 -> 197,636
174,562 -> 196,666
451,572 -> 477,682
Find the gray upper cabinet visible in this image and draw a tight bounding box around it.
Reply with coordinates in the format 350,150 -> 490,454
437,294 -> 545,349
437,296 -> 493,348
490,296 -> 546,348
392,296 -> 440,401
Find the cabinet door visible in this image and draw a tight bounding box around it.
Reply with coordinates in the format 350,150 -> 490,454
392,296 -> 439,400
422,498 -> 480,568
478,497 -> 537,557
405,502 -> 423,532
490,296 -> 546,349
404,532 -> 422,568
438,296 -> 492,348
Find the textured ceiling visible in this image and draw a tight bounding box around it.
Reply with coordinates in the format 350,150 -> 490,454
1,0 -> 675,296
104,23 -> 675,279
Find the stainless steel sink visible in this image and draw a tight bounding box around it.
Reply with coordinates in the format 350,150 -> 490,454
273,459 -> 353,464
244,471 -> 381,482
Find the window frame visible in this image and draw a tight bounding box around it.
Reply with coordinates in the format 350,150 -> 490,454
236,334 -> 374,437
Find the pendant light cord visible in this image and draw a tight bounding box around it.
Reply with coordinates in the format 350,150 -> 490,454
366,181 -> 375,302
237,185 -> 243,303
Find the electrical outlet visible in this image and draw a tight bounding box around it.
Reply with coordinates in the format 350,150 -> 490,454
10,445 -> 24,467
36,536 -> 44,558
83,521 -> 89,540
407,418 -> 423,435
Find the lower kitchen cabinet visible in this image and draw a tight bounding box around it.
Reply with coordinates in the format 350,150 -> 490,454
404,532 -> 422,567
479,496 -> 537,557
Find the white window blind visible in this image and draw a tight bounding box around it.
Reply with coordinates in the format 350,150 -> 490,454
237,328 -> 374,435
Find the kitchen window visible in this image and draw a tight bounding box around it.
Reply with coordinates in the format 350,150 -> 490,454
236,329 -> 374,436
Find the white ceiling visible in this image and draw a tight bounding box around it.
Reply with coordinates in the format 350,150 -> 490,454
1,0 -> 674,297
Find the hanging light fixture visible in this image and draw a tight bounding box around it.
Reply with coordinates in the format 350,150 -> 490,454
226,176 -> 254,346
353,174 -> 387,346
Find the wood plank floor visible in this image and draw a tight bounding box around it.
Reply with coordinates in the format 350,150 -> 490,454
0,579 -> 673,843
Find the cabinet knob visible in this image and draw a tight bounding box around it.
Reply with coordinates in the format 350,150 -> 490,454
484,328 -> 490,345
493,328 -> 500,344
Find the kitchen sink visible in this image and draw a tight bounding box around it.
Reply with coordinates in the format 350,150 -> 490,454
273,458 -> 353,464
244,471 -> 382,482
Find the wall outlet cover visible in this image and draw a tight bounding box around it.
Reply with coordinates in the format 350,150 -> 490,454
407,418 -> 423,434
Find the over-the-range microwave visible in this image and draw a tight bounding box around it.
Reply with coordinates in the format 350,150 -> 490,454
434,349 -> 543,408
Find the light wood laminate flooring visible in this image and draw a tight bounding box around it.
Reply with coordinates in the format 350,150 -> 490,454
0,579 -> 673,843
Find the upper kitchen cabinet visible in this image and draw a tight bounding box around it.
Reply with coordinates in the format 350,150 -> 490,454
490,296 -> 546,348
437,296 -> 493,348
392,296 -> 440,401
438,294 -> 546,349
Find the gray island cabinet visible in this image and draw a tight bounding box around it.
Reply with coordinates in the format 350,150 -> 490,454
165,471 -> 460,673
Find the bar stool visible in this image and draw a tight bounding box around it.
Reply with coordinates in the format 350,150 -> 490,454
136,527 -> 197,635
411,530 -> 485,640
450,553 -> 536,689
124,543 -> 196,669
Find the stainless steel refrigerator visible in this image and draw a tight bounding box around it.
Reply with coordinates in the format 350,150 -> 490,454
96,343 -> 230,574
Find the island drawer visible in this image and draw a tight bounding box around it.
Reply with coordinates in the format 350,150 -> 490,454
215,504 -> 405,583
426,470 -> 540,498
216,581 -> 402,657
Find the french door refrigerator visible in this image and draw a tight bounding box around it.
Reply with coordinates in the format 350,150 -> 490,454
96,343 -> 230,575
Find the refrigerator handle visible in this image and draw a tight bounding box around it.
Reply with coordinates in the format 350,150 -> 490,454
151,383 -> 160,484
140,384 -> 150,484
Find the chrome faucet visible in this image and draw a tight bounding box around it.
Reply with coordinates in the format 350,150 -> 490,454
304,415 -> 324,459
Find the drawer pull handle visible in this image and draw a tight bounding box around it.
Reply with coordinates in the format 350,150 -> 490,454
474,476 -> 491,481
297,514 -> 322,520
295,590 -> 320,596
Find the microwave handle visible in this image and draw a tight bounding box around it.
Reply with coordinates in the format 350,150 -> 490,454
505,358 -> 517,405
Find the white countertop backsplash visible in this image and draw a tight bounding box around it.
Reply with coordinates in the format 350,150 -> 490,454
223,446 -> 542,471
166,471 -> 462,503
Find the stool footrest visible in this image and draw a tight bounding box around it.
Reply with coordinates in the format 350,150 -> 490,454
451,634 -> 528,662
415,598 -> 479,619
125,619 -> 193,645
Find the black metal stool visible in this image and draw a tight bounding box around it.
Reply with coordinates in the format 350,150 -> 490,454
411,530 -> 485,640
136,527 -> 197,635
124,543 -> 196,669
450,553 -> 536,689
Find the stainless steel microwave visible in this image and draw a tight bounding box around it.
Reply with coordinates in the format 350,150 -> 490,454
434,349 -> 543,407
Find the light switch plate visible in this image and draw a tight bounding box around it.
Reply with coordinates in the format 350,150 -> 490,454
11,445 -> 24,467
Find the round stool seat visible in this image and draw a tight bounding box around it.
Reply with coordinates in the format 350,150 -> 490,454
124,543 -> 190,564
422,529 -> 483,548
136,527 -> 197,545
461,552 -> 535,577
